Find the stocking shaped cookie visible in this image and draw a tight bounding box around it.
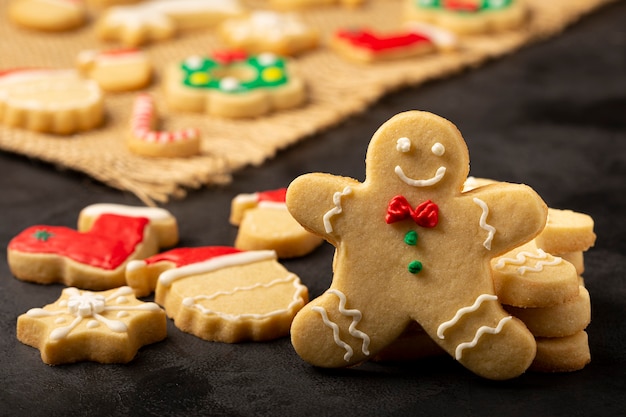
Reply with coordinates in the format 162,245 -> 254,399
286,111 -> 548,379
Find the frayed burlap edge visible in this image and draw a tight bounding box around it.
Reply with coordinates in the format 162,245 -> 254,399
0,0 -> 616,205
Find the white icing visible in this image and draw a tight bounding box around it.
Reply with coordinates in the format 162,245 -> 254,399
158,250 -> 277,286
494,249 -> 562,275
455,316 -> 512,360
312,306 -> 353,361
225,11 -> 309,42
431,142 -> 445,156
405,21 -> 457,48
396,137 -> 411,153
322,186 -> 352,233
473,198 -> 496,250
327,290 -> 370,356
80,203 -> 173,221
181,274 -> 307,321
311,289 -> 370,362
437,294 -> 498,339
126,260 -> 147,272
395,165 -> 446,187
25,286 -> 161,341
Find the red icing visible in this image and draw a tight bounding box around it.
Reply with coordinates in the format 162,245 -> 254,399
212,50 -> 248,65
443,0 -> 481,12
336,29 -> 431,53
8,214 -> 149,270
100,48 -> 142,58
256,188 -> 287,203
141,246 -> 243,268
386,196 -> 439,228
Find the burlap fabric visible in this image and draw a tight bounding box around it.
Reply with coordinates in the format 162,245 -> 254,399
0,0 -> 615,205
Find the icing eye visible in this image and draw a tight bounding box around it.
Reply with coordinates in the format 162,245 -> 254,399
431,142 -> 445,156
396,137 -> 411,153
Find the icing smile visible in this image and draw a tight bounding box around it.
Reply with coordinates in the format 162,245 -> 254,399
395,165 -> 446,187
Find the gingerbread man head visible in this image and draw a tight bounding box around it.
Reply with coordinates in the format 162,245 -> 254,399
287,111 -> 548,379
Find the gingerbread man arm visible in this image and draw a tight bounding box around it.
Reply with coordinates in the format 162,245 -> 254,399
464,183 -> 548,256
286,173 -> 359,241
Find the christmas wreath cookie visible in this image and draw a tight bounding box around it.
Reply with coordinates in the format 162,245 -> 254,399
286,111 -> 548,380
0,69 -> 103,135
7,204 -> 179,290
230,188 -> 324,258
17,286 -> 166,365
164,51 -> 306,118
405,0 -> 527,35
151,247 -> 308,342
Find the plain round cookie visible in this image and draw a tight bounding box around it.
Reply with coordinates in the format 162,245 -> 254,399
531,331 -> 591,373
8,0 -> 87,32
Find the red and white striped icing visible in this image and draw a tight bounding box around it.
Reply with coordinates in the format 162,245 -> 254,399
131,93 -> 199,143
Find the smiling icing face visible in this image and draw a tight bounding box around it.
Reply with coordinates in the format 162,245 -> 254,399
365,114 -> 469,195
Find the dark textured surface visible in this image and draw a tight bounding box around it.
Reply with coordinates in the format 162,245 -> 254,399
1,3 -> 625,416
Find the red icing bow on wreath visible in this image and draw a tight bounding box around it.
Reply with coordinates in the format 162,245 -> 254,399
385,196 -> 439,227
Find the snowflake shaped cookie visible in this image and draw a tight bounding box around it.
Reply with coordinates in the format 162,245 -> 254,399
17,286 -> 166,364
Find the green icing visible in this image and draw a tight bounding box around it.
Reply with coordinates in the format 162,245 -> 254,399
416,0 -> 513,12
404,230 -> 418,246
32,229 -> 53,242
408,260 -> 423,274
181,55 -> 288,94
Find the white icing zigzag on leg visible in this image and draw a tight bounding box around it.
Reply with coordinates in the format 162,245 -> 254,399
312,306 -> 354,361
455,316 -> 512,360
327,289 -> 370,356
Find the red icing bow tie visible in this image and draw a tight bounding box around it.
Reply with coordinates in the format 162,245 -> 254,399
386,196 -> 439,227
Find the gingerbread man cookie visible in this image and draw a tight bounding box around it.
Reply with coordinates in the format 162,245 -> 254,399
286,111 -> 548,380
17,286 -> 166,365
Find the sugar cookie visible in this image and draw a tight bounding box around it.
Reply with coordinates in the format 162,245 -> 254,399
128,93 -> 201,158
535,208 -> 596,255
405,0 -> 527,35
219,11 -> 318,56
0,69 -> 103,135
164,52 -> 306,118
269,0 -> 364,9
491,241 -> 580,308
17,286 -> 166,365
230,188 -> 324,258
96,0 -> 245,46
153,247 -> 308,342
286,111 -> 547,380
331,24 -> 455,63
531,331 -> 591,373
8,204 -> 178,290
77,48 -> 152,92
8,0 -> 87,32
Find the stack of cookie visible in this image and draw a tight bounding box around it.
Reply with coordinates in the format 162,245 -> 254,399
493,208 -> 596,372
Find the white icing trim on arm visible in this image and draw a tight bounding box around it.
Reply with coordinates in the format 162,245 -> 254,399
323,186 -> 352,233
472,197 -> 496,250
395,166 -> 446,187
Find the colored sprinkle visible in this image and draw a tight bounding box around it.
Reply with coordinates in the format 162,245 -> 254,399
404,230 -> 418,246
408,260 -> 423,274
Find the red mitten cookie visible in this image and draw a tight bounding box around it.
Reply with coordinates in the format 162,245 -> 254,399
286,111 -> 547,380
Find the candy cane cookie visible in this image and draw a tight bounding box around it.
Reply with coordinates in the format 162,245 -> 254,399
7,204 -> 179,290
8,0 -> 87,32
164,51 -> 306,118
0,69 -> 103,135
230,188 -> 324,258
17,286 -> 167,365
77,48 -> 152,92
127,94 -> 201,158
141,247 -> 309,342
405,0 -> 527,35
